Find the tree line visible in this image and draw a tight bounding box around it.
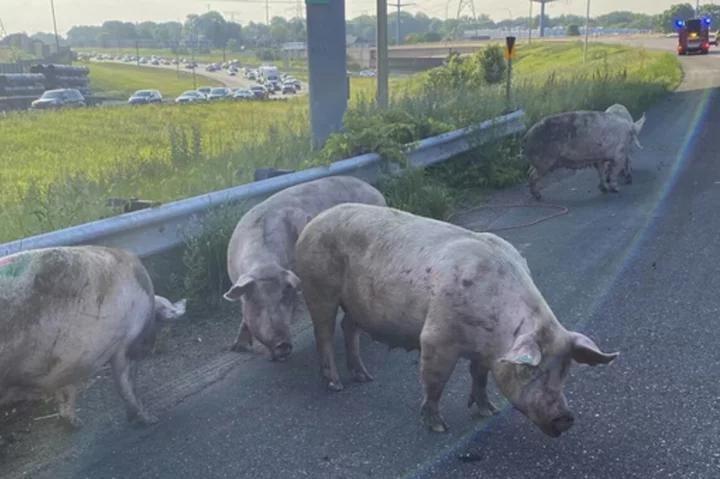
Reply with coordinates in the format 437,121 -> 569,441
5,4 -> 720,54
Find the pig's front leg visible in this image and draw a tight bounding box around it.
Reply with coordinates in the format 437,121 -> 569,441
419,330 -> 459,433
467,359 -> 501,417
230,320 -> 253,352
595,161 -> 609,193
306,296 -> 343,391
341,312 -> 374,383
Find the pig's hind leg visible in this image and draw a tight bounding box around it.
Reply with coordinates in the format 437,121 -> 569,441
110,351 -> 158,426
56,385 -> 82,430
419,327 -> 459,433
340,311 -> 374,383
467,359 -> 501,417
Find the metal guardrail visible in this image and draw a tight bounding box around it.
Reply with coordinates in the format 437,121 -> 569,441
0,108 -> 526,259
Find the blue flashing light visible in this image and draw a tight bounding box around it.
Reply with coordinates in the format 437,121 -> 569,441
705,17 -> 712,25
675,19 -> 684,28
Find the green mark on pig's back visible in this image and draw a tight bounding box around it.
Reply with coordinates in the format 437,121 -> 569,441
0,255 -> 31,279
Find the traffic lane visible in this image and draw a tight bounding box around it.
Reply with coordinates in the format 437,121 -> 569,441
430,81 -> 720,479
46,58 -> 712,478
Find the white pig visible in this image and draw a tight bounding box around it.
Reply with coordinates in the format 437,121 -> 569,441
0,246 -> 186,429
295,203 -> 619,436
224,175 -> 386,361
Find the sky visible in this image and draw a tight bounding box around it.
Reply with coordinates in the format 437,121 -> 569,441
1,0 -> 700,36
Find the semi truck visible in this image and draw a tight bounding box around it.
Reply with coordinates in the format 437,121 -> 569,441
676,17 -> 712,55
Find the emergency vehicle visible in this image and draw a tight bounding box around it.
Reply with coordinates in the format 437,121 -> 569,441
676,17 -> 712,55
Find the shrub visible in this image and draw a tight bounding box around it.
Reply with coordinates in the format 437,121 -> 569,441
480,44 -> 506,85
567,25 -> 582,36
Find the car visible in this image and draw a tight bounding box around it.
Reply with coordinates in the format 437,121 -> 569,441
249,85 -> 268,100
233,88 -> 255,100
196,86 -> 213,97
284,77 -> 301,90
228,68 -> 238,76
175,90 -> 206,103
151,59 -> 160,65
128,89 -> 163,105
139,57 -> 148,64
281,82 -> 296,94
206,87 -> 232,100
30,88 -> 86,110
359,70 -> 376,77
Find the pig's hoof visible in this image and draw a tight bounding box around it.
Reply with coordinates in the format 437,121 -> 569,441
467,396 -> 501,417
128,410 -> 159,426
625,175 -> 633,185
325,379 -> 344,392
59,416 -> 82,431
421,407 -> 449,433
530,190 -> 542,201
598,183 -> 608,193
353,370 -> 374,383
609,185 -> 619,193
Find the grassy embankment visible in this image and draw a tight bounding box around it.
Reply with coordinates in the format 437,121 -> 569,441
0,41 -> 681,255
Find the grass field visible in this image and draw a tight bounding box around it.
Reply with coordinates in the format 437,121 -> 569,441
80,61 -> 224,98
0,41 -> 681,244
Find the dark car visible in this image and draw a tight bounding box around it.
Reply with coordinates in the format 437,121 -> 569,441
281,81 -> 296,94
31,88 -> 86,110
128,89 -> 163,105
249,85 -> 268,100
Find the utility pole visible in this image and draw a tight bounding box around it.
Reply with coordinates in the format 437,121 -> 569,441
583,0 -> 590,62
136,41 -> 140,66
266,0 -> 271,24
697,0 -> 700,16
49,0 -> 61,53
528,0 -> 533,43
376,0 -> 389,107
393,1 -> 415,46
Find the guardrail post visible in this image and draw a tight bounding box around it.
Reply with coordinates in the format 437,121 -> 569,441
504,36 -> 516,112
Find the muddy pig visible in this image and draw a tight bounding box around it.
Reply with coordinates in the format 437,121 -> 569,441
604,103 -> 645,183
295,203 -> 619,436
0,246 -> 186,429
224,175 -> 386,361
525,109 -> 646,200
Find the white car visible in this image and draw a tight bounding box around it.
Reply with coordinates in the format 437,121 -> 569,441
233,89 -> 255,100
175,91 -> 206,103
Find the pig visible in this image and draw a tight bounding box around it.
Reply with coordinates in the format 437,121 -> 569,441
295,203 -> 619,436
0,246 -> 186,430
223,175 -> 387,361
525,109 -> 646,200
604,103 -> 645,183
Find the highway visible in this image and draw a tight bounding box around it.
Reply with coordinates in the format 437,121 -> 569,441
3,37 -> 720,478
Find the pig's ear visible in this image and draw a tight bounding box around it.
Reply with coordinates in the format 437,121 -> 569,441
569,332 -> 619,366
284,269 -> 301,291
155,296 -> 187,320
499,333 -> 542,367
223,274 -> 255,302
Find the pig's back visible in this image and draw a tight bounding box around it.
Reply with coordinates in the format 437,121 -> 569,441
0,247 -> 152,369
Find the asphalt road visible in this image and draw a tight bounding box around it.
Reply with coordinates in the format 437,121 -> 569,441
41,38 -> 720,478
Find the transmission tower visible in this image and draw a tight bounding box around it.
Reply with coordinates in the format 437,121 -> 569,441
456,0 -> 476,19
223,10 -> 243,22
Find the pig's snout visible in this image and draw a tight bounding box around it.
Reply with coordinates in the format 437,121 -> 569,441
271,341 -> 293,361
547,411 -> 575,437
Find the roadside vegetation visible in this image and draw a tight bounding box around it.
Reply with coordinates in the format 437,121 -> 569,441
0,41 -> 680,307
81,61 -> 223,98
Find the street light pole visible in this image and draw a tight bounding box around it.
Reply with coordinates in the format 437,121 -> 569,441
528,1 -> 533,44
376,0 -> 389,108
583,0 -> 590,63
